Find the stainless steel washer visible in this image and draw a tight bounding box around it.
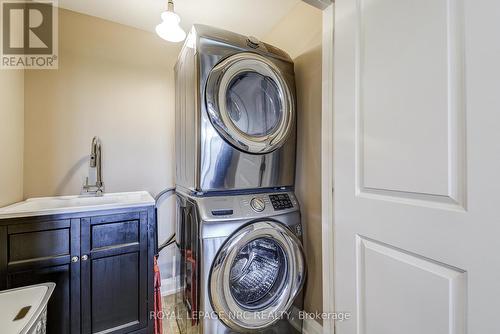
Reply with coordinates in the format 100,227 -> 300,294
175,25 -> 297,194
174,190 -> 306,333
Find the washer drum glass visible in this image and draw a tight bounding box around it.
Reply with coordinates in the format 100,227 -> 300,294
209,221 -> 305,332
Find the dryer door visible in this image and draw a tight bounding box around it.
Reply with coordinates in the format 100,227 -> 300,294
206,53 -> 295,154
209,221 -> 305,332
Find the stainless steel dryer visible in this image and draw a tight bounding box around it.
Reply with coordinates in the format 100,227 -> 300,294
175,25 -> 297,194
174,190 -> 306,333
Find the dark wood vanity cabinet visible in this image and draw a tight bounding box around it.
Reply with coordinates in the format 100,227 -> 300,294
0,206 -> 156,334
1,219 -> 81,333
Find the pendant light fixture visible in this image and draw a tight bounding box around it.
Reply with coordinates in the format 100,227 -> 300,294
156,0 -> 186,43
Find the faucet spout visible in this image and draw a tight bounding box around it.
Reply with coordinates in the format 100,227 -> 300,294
95,140 -> 103,188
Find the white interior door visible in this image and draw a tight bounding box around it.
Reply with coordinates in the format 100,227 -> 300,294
333,0 -> 500,333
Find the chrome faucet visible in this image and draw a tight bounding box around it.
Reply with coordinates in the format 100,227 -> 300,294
83,136 -> 104,196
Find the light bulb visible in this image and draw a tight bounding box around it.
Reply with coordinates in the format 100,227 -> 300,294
156,10 -> 186,42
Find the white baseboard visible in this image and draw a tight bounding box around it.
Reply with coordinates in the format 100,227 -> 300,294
288,306 -> 323,334
160,276 -> 180,296
302,318 -> 323,334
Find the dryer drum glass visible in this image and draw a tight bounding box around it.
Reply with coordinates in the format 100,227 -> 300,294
225,72 -> 282,137
229,237 -> 288,309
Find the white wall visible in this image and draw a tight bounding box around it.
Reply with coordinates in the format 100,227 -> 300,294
24,9 -> 181,198
21,8 -> 181,287
0,70 -> 24,207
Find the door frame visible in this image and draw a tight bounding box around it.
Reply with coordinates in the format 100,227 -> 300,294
320,3 -> 335,334
301,1 -> 335,333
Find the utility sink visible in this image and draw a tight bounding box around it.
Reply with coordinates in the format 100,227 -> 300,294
0,191 -> 155,219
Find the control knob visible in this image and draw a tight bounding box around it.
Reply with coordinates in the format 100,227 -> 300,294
250,197 -> 266,212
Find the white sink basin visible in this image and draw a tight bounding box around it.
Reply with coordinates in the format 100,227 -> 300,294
0,191 -> 155,219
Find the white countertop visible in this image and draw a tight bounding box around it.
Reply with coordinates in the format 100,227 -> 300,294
0,191 -> 155,219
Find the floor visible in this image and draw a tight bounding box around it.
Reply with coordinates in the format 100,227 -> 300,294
162,294 -> 180,334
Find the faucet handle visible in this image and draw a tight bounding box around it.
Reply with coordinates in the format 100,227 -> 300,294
82,177 -> 92,192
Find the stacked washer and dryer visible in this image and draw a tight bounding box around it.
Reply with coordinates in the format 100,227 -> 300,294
174,25 -> 306,334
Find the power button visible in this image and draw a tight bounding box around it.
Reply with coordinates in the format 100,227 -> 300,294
250,197 -> 266,212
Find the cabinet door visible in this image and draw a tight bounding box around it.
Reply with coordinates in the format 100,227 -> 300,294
81,211 -> 149,334
5,219 -> 81,334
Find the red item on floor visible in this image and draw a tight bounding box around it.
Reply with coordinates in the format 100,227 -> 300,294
154,256 -> 163,334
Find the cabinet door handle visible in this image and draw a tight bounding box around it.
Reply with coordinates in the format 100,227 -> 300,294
71,256 -> 79,263
81,255 -> 89,261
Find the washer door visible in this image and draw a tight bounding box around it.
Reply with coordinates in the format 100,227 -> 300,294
206,53 -> 295,154
209,221 -> 305,332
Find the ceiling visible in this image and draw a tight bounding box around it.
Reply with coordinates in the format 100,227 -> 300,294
58,0 -> 301,39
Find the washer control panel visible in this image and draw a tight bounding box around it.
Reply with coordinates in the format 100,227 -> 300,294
201,191 -> 298,221
269,194 -> 294,211
250,197 -> 266,212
